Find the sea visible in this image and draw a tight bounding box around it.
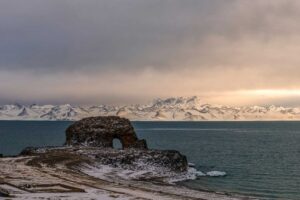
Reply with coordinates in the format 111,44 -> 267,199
0,121 -> 299,200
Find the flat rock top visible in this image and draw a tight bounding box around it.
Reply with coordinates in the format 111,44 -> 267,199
66,116 -> 134,135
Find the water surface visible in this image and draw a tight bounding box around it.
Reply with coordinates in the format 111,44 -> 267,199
0,121 -> 299,199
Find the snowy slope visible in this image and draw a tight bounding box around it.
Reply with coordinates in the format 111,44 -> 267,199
1,96 -> 300,121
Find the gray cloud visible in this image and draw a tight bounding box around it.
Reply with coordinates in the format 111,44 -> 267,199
2,0 -> 300,72
0,0 -> 236,72
2,0 -> 300,105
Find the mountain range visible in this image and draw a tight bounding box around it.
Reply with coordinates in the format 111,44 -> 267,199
1,96 -> 300,121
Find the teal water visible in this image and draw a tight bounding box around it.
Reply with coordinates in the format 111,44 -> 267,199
0,121 -> 299,199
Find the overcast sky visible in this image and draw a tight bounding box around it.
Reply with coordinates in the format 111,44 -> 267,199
1,0 -> 300,105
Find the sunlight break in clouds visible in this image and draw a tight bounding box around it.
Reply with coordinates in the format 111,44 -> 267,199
240,90 -> 300,97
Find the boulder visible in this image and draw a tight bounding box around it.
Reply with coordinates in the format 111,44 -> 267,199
93,148 -> 188,172
65,116 -> 147,149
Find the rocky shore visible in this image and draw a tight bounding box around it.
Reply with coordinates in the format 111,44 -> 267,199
0,116 -> 256,199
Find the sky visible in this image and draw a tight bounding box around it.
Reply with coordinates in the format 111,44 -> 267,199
1,0 -> 300,106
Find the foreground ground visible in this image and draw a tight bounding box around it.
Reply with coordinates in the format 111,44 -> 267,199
0,148 -> 257,200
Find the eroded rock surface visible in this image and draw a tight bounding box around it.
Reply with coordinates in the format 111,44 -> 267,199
65,116 -> 147,149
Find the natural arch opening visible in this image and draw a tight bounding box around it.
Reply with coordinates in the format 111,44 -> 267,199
112,138 -> 123,149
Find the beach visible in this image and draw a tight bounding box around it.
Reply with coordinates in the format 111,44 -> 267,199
0,155 -> 255,200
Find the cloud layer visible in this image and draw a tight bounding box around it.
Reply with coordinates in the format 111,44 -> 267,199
1,0 -> 300,105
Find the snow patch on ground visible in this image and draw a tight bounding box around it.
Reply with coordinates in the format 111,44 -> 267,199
206,171 -> 227,177
13,189 -> 131,200
79,162 -> 225,185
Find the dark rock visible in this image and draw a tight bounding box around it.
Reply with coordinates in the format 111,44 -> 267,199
65,116 -> 147,149
18,107 -> 29,117
93,148 -> 188,172
63,116 -> 188,172
0,187 -> 10,197
0,154 -> 3,158
19,147 -> 39,156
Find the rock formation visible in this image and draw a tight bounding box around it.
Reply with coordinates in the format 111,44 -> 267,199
65,116 -> 147,149
63,116 -> 187,172
20,115 -> 188,182
93,148 -> 187,172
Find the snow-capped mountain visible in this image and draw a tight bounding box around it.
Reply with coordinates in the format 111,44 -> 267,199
1,96 -> 300,121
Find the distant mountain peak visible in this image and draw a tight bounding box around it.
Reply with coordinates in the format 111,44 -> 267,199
18,108 -> 29,116
1,96 -> 300,121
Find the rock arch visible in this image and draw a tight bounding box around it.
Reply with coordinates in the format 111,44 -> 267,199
112,138 -> 123,149
65,116 -> 147,149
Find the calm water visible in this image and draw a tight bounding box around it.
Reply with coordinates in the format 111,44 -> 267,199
0,121 -> 299,199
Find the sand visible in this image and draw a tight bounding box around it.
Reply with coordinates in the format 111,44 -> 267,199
0,156 -> 258,200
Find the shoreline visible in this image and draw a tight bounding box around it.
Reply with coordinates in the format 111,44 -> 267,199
0,116 -> 261,200
0,153 -> 256,200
